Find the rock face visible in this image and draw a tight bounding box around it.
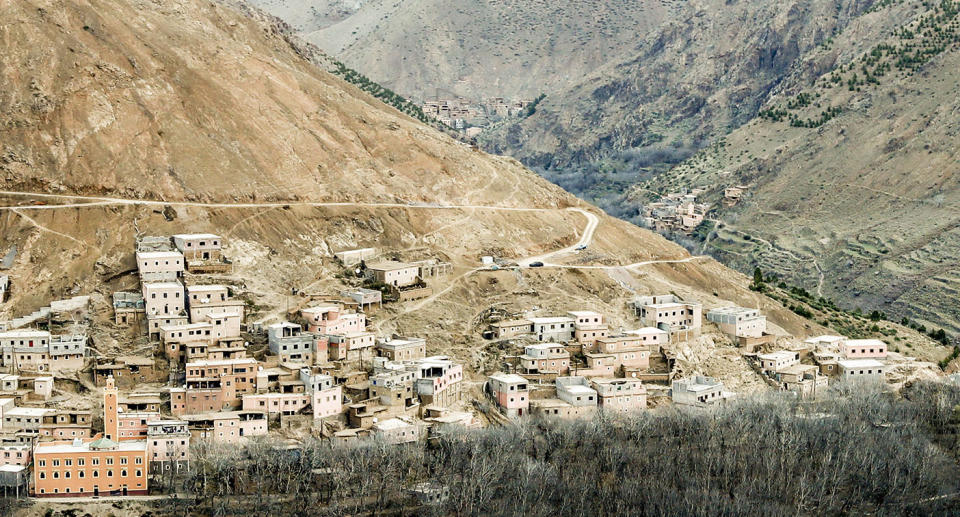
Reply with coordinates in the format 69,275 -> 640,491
639,0 -> 960,334
0,0 -> 568,207
480,0 -> 880,175
246,0 -> 680,101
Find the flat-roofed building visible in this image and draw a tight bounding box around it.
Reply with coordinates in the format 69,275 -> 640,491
592,378 -> 647,412
838,359 -> 886,382
489,319 -> 532,339
146,420 -> 190,474
375,337 -> 427,361
172,233 -> 222,261
366,261 -> 420,288
181,411 -> 267,443
487,373 -> 529,417
706,306 -> 766,338
841,339 -> 888,359
327,331 -> 375,361
135,251 -> 184,282
633,295 -> 702,340
519,343 -> 570,374
758,351 -> 801,373
672,376 -> 730,407
529,317 -> 576,343
32,436 -> 148,497
556,377 -> 598,408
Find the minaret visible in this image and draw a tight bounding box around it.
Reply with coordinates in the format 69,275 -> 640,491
104,375 -> 118,440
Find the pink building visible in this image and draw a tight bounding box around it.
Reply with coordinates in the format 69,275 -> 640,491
519,343 -> 570,374
841,339 -> 888,359
301,305 -> 366,334
116,412 -> 161,441
595,334 -> 656,371
301,371 -> 342,420
591,378 -> 647,412
146,420 -> 190,474
136,251 -> 184,282
0,444 -> 30,467
142,282 -> 184,319
182,411 -> 267,443
487,373 -> 529,417
413,357 -> 463,408
328,331 -> 375,361
241,392 -> 310,416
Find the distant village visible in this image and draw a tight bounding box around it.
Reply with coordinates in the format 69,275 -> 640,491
0,230 -> 932,499
420,96 -> 537,138
641,185 -> 749,234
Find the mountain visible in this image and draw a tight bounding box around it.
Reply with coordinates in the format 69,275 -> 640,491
1,0 -> 894,391
245,0 -> 682,101
639,0 -> 960,334
478,0 -> 908,217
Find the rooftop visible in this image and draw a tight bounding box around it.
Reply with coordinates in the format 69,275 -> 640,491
838,359 -> 885,368
136,251 -> 183,258
366,261 -> 417,271
528,316 -> 575,324
491,319 -> 531,327
489,373 -> 528,384
173,233 -> 221,240
36,437 -> 146,454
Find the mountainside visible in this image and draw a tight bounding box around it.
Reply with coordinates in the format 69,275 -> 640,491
0,0 -> 898,393
640,0 -> 960,334
245,0 -> 680,101
479,0 -> 907,217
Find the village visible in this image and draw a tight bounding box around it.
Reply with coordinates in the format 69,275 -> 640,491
420,96 -> 538,138
0,229 -> 939,500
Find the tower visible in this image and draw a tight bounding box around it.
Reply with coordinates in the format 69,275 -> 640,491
104,375 -> 118,440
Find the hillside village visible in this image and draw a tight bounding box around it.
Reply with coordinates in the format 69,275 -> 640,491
0,227 -> 944,499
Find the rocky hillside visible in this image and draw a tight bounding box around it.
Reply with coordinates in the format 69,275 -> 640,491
4,0 -> 902,391
481,0 -> 911,215
640,0 -> 960,334
245,0 -> 681,101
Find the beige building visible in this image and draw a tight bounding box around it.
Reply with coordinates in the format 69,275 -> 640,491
633,295 -> 702,341
706,306 -> 766,339
136,251 -> 184,282
375,337 -> 427,361
172,234 -> 222,261
366,261 -> 420,288
592,378 -> 647,412
489,319 -> 532,339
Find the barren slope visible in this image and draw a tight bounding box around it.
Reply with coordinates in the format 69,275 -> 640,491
246,0 -> 679,101
1,0 -> 931,391
641,0 -> 960,334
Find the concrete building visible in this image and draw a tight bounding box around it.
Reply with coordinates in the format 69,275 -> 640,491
758,351 -> 801,373
519,343 -> 570,374
489,319 -> 532,339
142,281 -> 185,320
838,359 -> 887,382
556,377 -> 598,408
366,261 -> 420,288
594,334 -> 656,371
841,339 -> 888,359
181,411 -> 267,442
803,335 -> 846,348
32,436 -> 148,496
369,368 -> 418,408
529,317 -> 576,342
487,373 -> 529,417
672,376 -> 729,407
146,420 -> 190,474
706,306 -> 766,339
633,295 -> 702,340
241,392 -> 310,416
172,234 -> 222,261
327,331 -> 375,362
375,337 -> 427,361
0,444 -> 30,467
3,407 -> 53,433
333,247 -> 376,266
268,323 -> 321,364
592,378 -> 647,412
135,251 -> 184,282
413,357 -> 463,408
373,418 -> 423,444
301,305 -> 367,335
0,330 -> 86,373
39,410 -> 93,440
300,370 -> 342,420
185,285 -> 229,306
